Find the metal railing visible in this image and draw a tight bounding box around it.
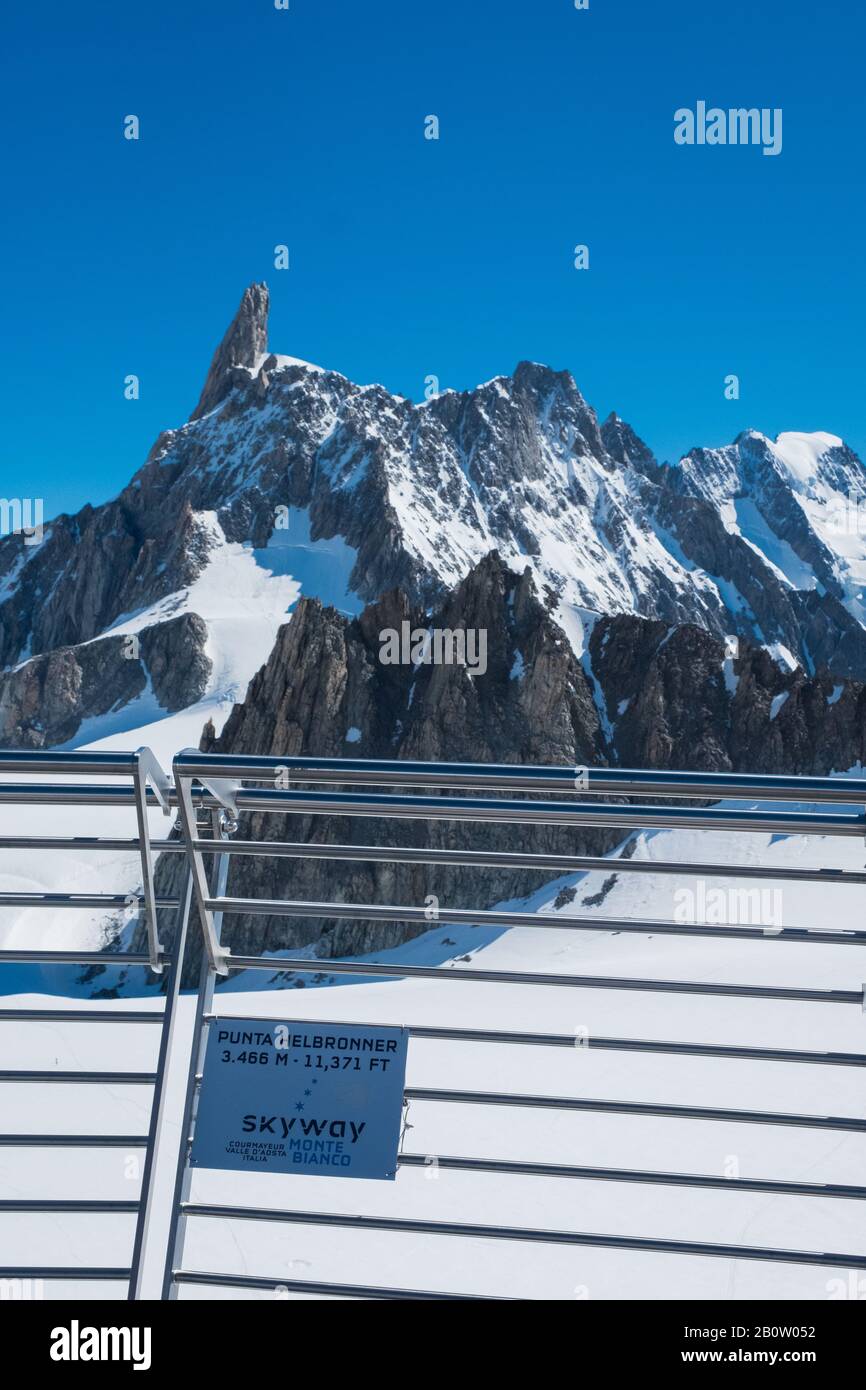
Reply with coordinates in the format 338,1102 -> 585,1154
163,751 -> 866,1299
0,749 -> 190,1298
2,747 -> 866,1298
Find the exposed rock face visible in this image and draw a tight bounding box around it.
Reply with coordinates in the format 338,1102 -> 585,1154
0,612 -> 210,747
191,283 -> 270,421
599,411 -> 656,469
589,613 -> 866,776
0,636 -> 145,748
0,500 -> 210,672
212,552 -> 606,774
150,553 -> 866,981
140,613 -> 211,712
154,554 -> 619,979
654,431 -> 866,678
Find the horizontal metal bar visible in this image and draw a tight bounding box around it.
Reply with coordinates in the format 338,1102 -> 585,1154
219,900 -> 866,947
403,1087 -> 866,1132
3,835 -> 857,883
220,787 -> 866,836
0,1135 -> 147,1147
209,956 -> 862,1005
0,1008 -> 162,1023
200,1017 -> 865,1069
0,836 -> 183,853
396,1153 -> 866,1200
0,892 -> 179,909
2,755 -> 862,812
406,1024 -> 866,1067
0,1071 -> 156,1084
0,1267 -> 131,1281
207,1011 -> 866,1061
191,837 -> 866,886
175,752 -> 866,804
235,990 -> 863,1059
180,1204 -> 866,1269
0,750 -> 141,776
0,1200 -> 139,1213
0,951 -> 167,965
0,783 -> 148,807
0,783 -> 206,809
172,1269 -> 507,1299
6,751 -> 864,812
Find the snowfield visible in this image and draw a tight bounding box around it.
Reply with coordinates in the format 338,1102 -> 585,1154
2,818 -> 866,1301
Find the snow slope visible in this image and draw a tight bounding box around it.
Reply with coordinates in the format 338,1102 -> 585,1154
679,428 -> 866,642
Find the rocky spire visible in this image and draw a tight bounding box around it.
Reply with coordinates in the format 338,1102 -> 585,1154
600,411 -> 655,469
191,282 -> 270,420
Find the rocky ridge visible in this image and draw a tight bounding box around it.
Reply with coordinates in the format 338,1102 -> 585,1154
3,281 -> 866,758
147,553 -> 866,979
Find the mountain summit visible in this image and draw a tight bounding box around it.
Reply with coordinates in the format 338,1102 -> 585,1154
191,281 -> 270,420
1,283 -> 865,756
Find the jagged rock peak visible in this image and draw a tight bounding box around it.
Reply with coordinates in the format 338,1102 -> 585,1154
600,411 -> 656,468
191,282 -> 270,421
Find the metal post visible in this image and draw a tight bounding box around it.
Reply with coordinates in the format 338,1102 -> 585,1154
174,763 -> 230,974
161,811 -> 231,1300
132,747 -> 172,972
127,865 -> 194,1300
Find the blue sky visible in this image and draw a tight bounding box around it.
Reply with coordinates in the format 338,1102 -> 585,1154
1,0 -> 863,519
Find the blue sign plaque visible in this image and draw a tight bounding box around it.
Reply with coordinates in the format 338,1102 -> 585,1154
190,1016 -> 409,1180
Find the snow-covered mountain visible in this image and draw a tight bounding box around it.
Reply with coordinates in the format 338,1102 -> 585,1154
4,287 -> 866,1302
2,281 -> 866,759
667,429 -> 866,675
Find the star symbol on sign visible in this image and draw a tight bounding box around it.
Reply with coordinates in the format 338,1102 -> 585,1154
304,1089 -> 312,1097
295,1102 -> 304,1112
